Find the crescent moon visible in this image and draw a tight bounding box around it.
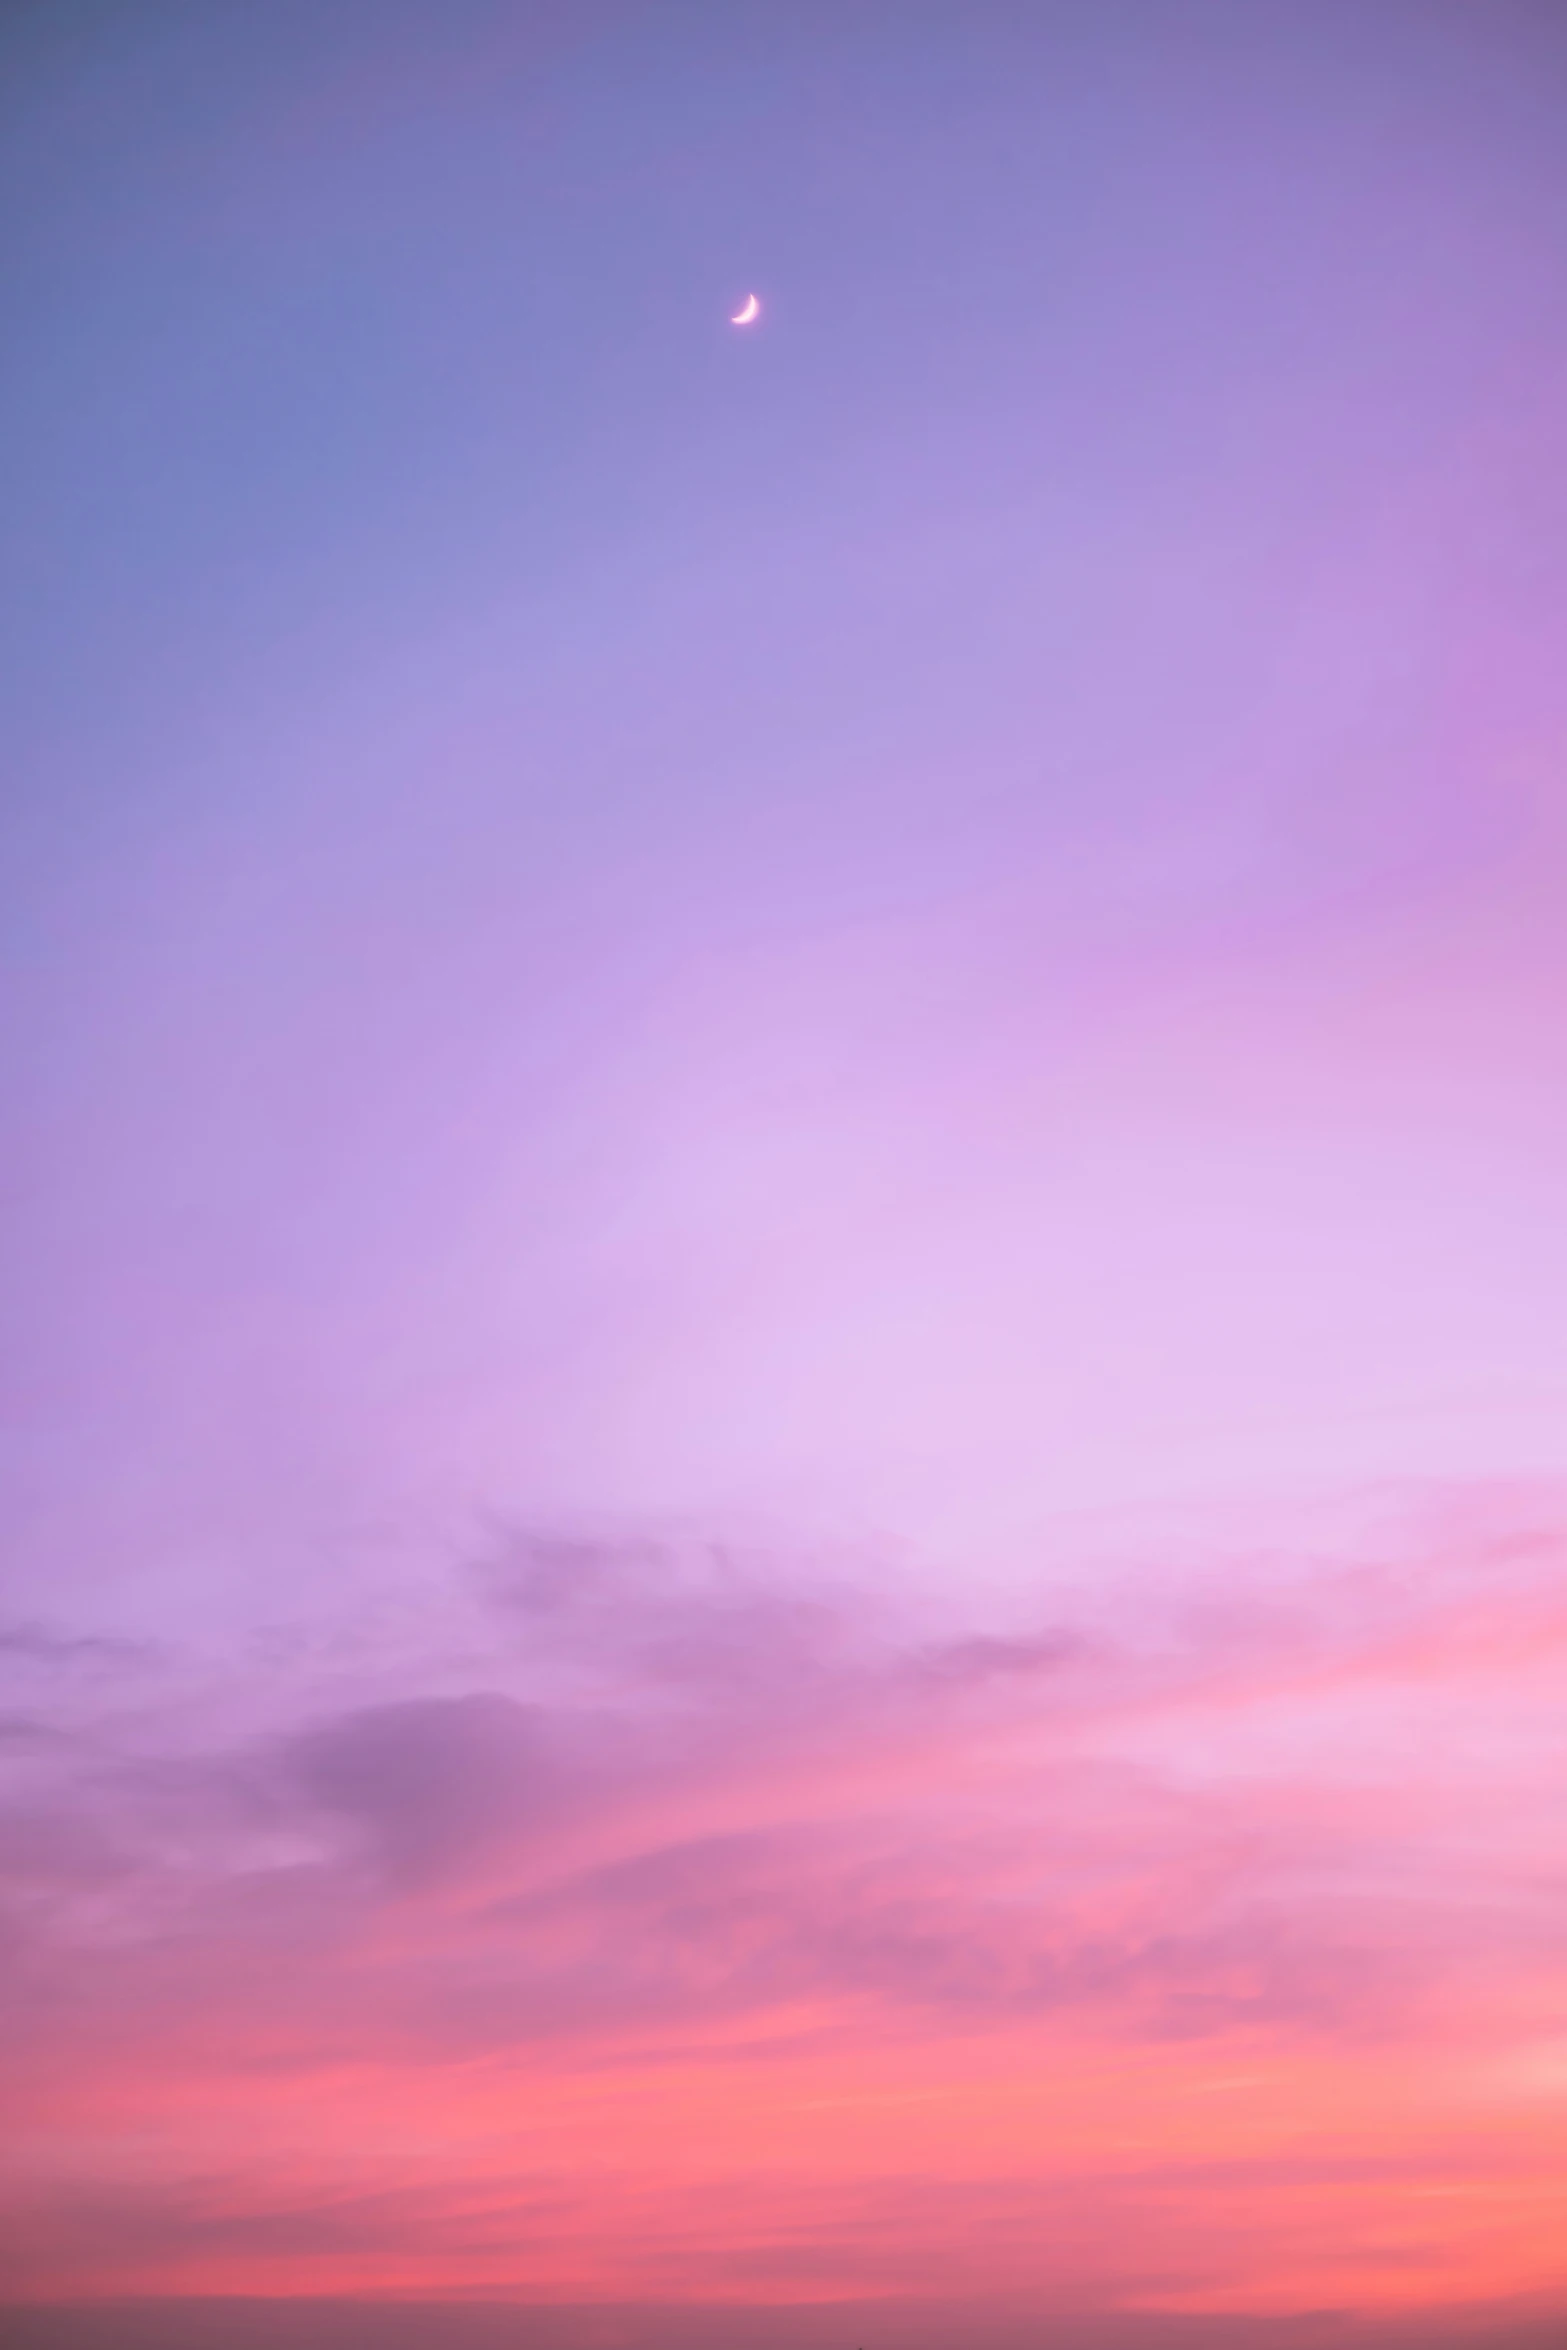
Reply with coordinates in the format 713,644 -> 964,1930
729,293 -> 760,326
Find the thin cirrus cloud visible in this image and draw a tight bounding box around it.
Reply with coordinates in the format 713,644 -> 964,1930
3,1489 -> 1565,2319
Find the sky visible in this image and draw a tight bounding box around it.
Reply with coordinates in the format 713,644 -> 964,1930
2,0 -> 1566,2340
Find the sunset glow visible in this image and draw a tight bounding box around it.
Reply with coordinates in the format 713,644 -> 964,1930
3,5 -> 1566,2345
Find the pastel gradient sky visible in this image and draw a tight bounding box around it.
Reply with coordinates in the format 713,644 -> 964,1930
3,3 -> 1566,2342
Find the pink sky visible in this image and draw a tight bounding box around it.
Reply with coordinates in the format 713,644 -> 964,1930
2,2 -> 1566,2339
4,1486 -> 1567,2323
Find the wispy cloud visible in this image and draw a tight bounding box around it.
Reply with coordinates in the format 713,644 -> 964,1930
3,1490 -> 1565,2312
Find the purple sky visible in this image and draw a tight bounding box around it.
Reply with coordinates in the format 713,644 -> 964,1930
3,1 -> 1567,2335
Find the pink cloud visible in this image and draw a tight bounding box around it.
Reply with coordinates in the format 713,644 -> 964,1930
3,1491 -> 1565,2318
